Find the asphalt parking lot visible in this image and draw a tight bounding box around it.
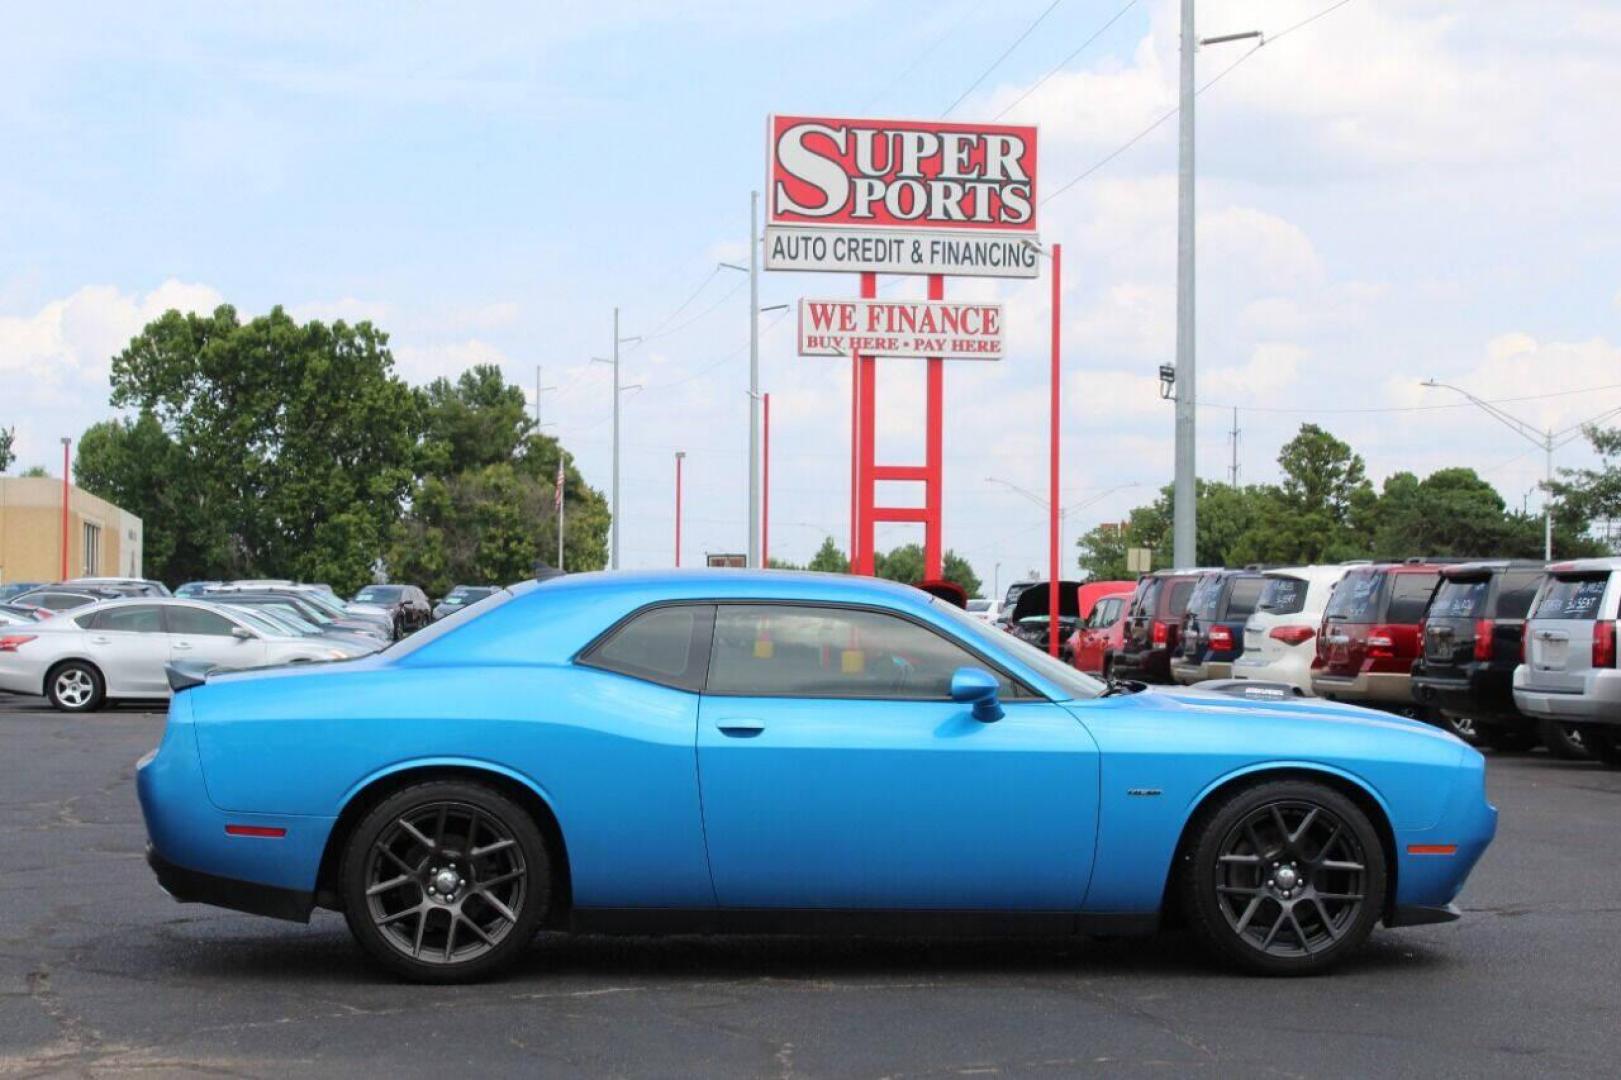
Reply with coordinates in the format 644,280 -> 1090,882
1,695 -> 1618,1079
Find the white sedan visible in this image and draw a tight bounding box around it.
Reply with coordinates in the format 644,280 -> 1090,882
0,598 -> 370,712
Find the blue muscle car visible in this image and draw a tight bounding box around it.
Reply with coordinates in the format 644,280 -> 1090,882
137,570 -> 1496,982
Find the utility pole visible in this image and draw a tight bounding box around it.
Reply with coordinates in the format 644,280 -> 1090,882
748,190 -> 761,569
1228,406 -> 1240,487
593,311 -> 641,570
534,365 -> 555,431
1173,0 -> 1197,570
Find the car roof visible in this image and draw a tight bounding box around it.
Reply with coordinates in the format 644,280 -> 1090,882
1545,557 -> 1621,574
518,568 -> 931,606
1440,559 -> 1547,577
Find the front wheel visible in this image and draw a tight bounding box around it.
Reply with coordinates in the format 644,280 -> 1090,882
340,781 -> 551,983
47,661 -> 106,713
1181,780 -> 1387,976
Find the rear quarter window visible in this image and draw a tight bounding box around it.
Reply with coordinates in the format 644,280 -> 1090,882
1256,575 -> 1308,616
1386,572 -> 1440,624
1163,579 -> 1196,618
1532,575 -> 1610,621
1493,571 -> 1543,619
1186,575 -> 1222,619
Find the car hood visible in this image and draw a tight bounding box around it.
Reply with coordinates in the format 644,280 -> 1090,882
1142,685 -> 1462,746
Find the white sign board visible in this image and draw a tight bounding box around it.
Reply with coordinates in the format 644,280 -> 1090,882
798,298 -> 1004,360
766,227 -> 1040,278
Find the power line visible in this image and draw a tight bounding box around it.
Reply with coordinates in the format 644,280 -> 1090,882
1042,0 -> 1358,207
639,277 -> 748,345
993,0 -> 1139,120
1196,382 -> 1621,416
628,265 -> 722,348
942,0 -> 1068,117
860,6 -> 976,112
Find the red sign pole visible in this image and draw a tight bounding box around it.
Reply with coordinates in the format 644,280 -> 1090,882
924,273 -> 945,581
1048,243 -> 1063,657
854,271 -> 877,574
849,342 -> 860,567
762,392 -> 771,567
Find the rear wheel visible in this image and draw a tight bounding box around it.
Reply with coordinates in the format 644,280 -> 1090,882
1434,711 -> 1481,745
1539,719 -> 1590,761
340,781 -> 551,983
1580,727 -> 1621,769
46,661 -> 105,713
1181,780 -> 1387,976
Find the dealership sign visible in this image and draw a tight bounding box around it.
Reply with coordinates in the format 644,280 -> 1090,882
798,298 -> 1004,360
765,115 -> 1039,278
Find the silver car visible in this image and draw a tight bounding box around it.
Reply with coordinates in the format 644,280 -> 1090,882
0,598 -> 370,713
1513,557 -> 1621,767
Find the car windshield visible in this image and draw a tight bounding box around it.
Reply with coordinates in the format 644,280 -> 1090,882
229,606 -> 297,637
355,586 -> 403,604
298,592 -> 348,618
1532,574 -> 1609,621
966,599 -> 991,612
1325,570 -> 1383,620
933,599 -> 1104,700
1257,575 -> 1308,616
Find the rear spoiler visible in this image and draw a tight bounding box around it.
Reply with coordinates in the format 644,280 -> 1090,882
165,661 -> 216,693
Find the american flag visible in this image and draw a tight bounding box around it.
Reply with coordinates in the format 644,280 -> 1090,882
554,458 -> 565,512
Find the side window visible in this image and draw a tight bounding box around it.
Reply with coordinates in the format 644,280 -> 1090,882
1386,573 -> 1439,623
165,606 -> 239,637
1494,572 -> 1543,619
580,604 -> 715,692
1165,580 -> 1196,618
93,605 -> 165,633
707,604 -> 1010,700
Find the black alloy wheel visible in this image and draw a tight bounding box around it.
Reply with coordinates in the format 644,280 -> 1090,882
341,781 -> 551,982
1183,780 -> 1387,975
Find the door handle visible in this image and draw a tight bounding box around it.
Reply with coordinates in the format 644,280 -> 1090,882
173,642 -> 192,651
714,718 -> 766,737
90,636 -> 111,644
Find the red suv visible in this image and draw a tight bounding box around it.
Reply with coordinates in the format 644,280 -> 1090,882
1311,561 -> 1448,709
1114,570 -> 1206,684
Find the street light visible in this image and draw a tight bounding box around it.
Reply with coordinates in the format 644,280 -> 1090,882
720,221 -> 788,569
1171,8 -> 1263,570
1419,380 -> 1621,560
592,307 -> 642,570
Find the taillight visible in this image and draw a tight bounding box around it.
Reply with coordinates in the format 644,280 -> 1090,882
1473,619 -> 1494,663
1270,625 -> 1316,647
1595,621 -> 1618,668
1519,622 -> 1527,663
1208,625 -> 1234,651
0,634 -> 37,652
1366,627 -> 1397,659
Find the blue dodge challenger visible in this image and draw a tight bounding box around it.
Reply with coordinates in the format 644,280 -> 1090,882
137,571 -> 1496,982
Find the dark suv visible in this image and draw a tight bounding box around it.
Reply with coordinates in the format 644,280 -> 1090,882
1410,561 -> 1548,750
1311,560 -> 1451,710
1114,569 -> 1205,684
1171,569 -> 1266,685
352,583 -> 432,638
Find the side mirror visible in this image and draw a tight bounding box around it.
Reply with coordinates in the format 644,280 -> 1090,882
231,626 -> 255,641
950,666 -> 1004,723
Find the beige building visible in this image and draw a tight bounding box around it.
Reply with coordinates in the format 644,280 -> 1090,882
0,477 -> 143,586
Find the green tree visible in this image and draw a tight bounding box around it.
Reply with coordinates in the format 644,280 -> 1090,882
1548,425 -> 1621,552
872,543 -> 983,597
75,412 -> 198,584
19,465 -> 47,478
1373,467 -> 1601,559
108,305 -> 421,593
0,426 -> 13,473
388,366 -> 609,594
805,537 -> 850,573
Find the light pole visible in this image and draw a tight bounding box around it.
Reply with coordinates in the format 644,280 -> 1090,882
592,309 -> 641,570
59,437 -> 71,580
1420,380 -> 1621,560
534,365 -> 555,431
674,451 -> 686,568
721,216 -> 784,569
1172,8 -> 1263,570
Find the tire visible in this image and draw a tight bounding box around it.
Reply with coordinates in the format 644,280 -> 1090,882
1180,780 -> 1387,976
46,661 -> 106,713
1434,711 -> 1481,746
1581,726 -> 1621,769
1482,726 -> 1537,753
340,780 -> 551,983
1539,719 -> 1590,762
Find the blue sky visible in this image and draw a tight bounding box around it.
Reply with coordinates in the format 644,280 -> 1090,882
4,1 -> 1619,584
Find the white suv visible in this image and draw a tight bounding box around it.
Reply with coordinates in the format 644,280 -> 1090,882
1513,558 -> 1621,767
1231,565 -> 1357,695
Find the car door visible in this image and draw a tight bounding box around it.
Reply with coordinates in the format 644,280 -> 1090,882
84,604 -> 172,695
163,604 -> 266,672
696,602 -> 1099,912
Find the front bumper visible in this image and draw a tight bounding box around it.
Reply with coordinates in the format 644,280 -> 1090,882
147,846 -> 313,922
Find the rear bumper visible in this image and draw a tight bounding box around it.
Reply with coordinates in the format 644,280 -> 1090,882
146,846 -> 313,922
1231,653 -> 1315,696
1170,659 -> 1232,685
1113,649 -> 1172,684
1311,669 -> 1413,706
1513,667 -> 1621,723
1411,667 -> 1523,725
